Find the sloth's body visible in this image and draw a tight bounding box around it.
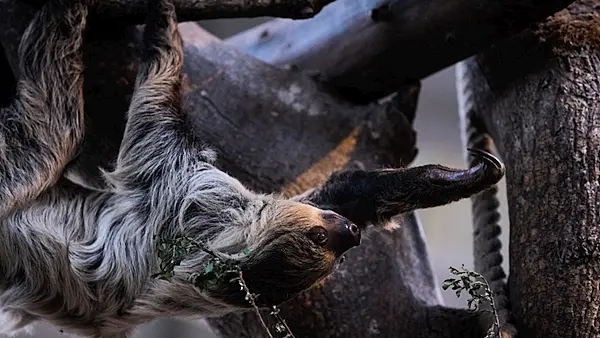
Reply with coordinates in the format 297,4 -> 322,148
1,160 -> 320,337
0,0 -> 505,336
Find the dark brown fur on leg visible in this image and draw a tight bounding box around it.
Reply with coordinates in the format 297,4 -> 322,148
0,0 -> 87,217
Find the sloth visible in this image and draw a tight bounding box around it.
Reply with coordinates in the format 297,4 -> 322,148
0,0 -> 505,336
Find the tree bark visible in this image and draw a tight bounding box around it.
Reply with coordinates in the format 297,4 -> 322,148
226,0 -> 576,103
456,1 -> 600,336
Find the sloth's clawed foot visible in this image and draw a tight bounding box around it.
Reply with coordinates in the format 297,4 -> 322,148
424,148 -> 504,188
302,149 -> 505,228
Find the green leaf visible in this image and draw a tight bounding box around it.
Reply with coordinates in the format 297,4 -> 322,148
204,262 -> 214,274
441,279 -> 456,290
467,297 -> 481,311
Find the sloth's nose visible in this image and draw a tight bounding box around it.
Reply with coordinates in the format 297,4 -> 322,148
321,210 -> 361,256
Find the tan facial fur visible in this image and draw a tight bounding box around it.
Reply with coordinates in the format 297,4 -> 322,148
228,199 -> 359,306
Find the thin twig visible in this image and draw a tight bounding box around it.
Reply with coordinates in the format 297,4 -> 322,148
237,271 -> 275,338
442,265 -> 501,338
270,306 -> 297,338
481,276 -> 501,338
155,233 -> 296,338
189,238 -> 239,265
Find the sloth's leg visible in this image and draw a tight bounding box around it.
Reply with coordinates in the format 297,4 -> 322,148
0,0 -> 87,332
110,0 -> 212,190
0,0 -> 87,217
302,149 -> 505,228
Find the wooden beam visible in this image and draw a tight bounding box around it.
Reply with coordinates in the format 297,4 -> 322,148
227,0 -> 576,103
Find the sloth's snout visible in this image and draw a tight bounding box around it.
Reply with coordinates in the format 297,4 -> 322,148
320,210 -> 361,256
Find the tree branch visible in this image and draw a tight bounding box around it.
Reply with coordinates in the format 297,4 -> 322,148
456,1 -> 600,336
226,0 -> 576,103
8,0 -> 576,103
16,0 -> 335,24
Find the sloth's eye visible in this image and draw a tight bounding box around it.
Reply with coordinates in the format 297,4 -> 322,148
307,226 -> 328,246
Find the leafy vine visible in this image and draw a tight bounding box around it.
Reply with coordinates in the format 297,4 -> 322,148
153,234 -> 296,338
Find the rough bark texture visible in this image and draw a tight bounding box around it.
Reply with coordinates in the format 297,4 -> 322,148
181,38 -> 410,194
18,0 -> 334,24
226,0 -> 576,103
456,1 -> 600,336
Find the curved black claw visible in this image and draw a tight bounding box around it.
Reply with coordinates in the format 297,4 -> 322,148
467,147 -> 504,175
303,149 -> 506,228
428,148 -> 505,187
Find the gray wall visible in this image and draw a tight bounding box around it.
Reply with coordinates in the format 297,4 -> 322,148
6,19 -> 509,338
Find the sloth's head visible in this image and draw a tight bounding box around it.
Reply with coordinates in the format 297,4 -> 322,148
161,169 -> 361,309
210,199 -> 361,307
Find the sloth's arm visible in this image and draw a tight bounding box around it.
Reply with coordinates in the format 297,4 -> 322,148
299,149 -> 504,228
109,0 -> 213,190
0,0 -> 86,217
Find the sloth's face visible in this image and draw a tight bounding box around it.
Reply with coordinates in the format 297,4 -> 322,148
217,201 -> 361,307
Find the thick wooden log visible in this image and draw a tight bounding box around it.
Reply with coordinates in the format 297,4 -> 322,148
226,0 -> 576,103
456,1 -> 600,336
16,0 -> 334,23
